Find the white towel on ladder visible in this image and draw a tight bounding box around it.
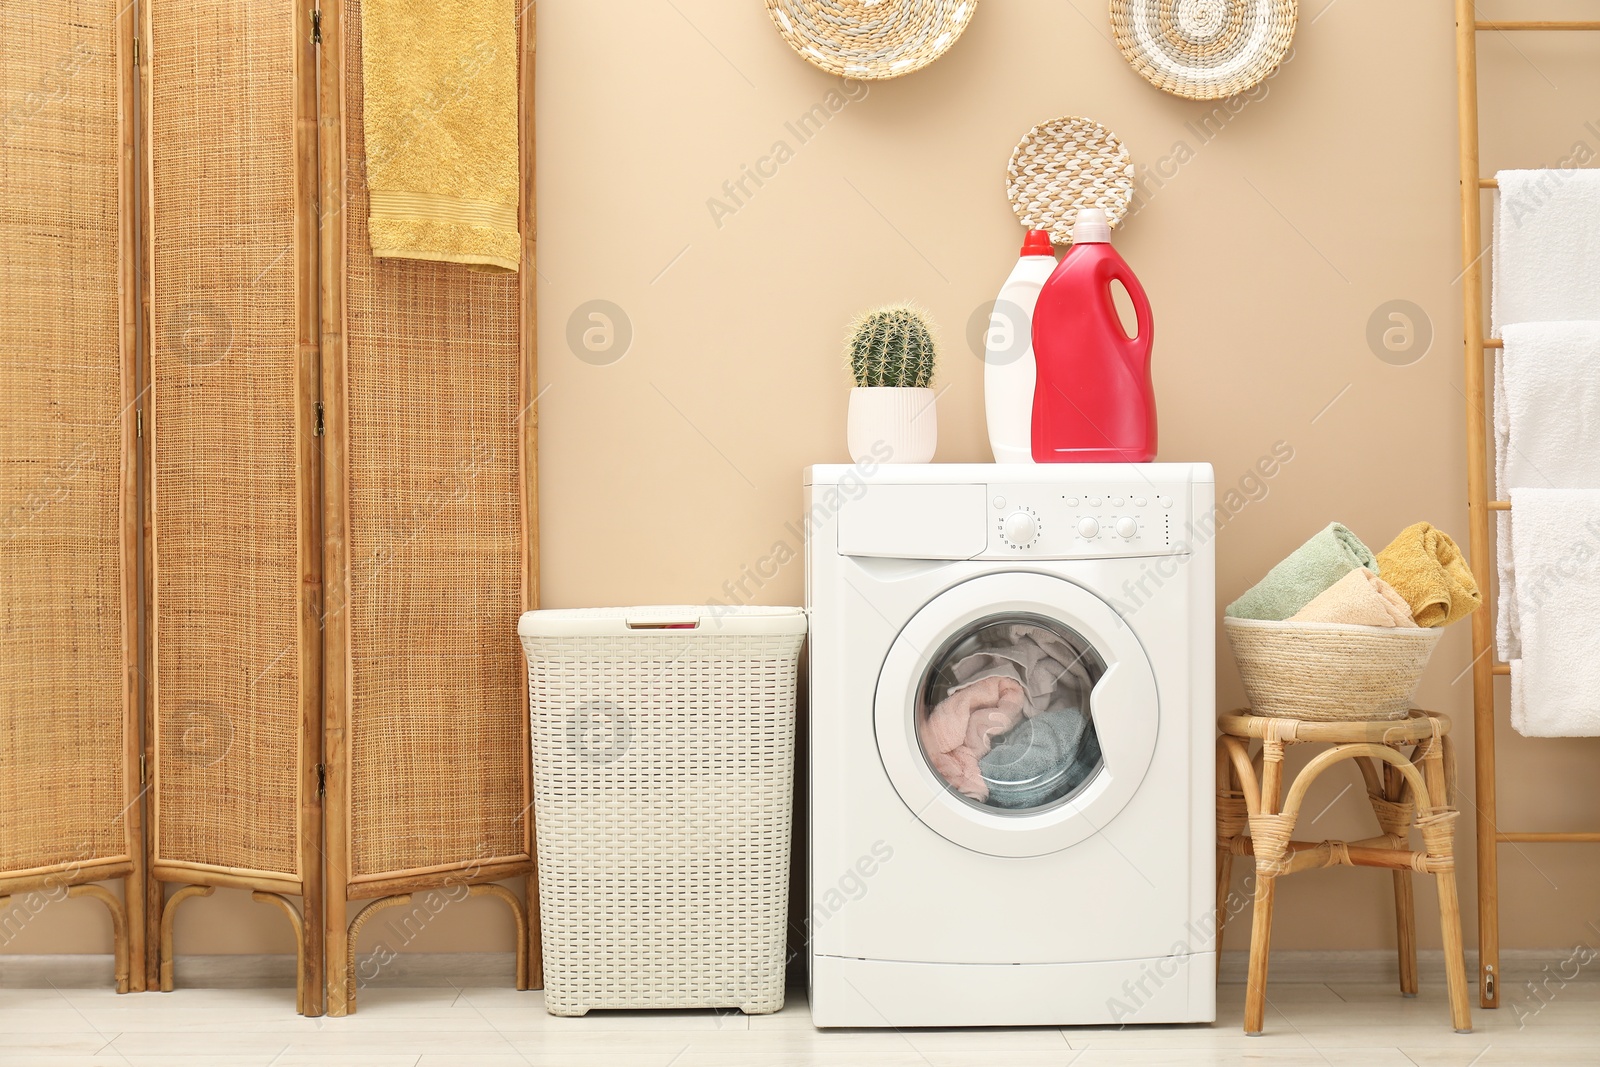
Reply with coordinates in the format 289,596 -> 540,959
1494,322 -> 1600,660
1492,170 -> 1600,331
1509,488 -> 1600,737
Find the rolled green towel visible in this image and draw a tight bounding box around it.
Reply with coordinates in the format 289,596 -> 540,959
1225,522 -> 1379,621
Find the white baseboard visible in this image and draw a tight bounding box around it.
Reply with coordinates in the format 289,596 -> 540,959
1218,948 -> 1600,985
0,951 -> 519,988
5,949 -> 1595,990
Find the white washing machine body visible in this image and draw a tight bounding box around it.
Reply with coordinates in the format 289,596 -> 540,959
804,463 -> 1216,1028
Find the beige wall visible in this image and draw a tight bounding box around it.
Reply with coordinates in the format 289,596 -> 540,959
14,0 -> 1600,962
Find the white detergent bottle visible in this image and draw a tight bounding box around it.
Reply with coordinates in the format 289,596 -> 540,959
985,228 -> 1057,463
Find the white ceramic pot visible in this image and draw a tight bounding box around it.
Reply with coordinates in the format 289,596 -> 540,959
847,386 -> 937,464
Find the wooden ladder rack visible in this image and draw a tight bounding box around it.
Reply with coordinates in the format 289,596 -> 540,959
1455,1 -> 1600,1011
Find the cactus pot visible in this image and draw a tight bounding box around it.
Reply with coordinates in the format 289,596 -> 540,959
847,386 -> 937,464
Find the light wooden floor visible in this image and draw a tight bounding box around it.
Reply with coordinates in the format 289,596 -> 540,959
2,955 -> 1598,1066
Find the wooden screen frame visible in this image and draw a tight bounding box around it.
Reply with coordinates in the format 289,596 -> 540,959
4,0 -> 539,1013
137,0 -> 327,1015
0,0 -> 147,995
316,0 -> 540,1017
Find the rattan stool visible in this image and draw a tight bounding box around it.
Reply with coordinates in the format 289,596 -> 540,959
1215,708 -> 1472,1035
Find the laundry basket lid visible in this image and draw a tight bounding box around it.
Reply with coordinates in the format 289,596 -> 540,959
518,605 -> 807,638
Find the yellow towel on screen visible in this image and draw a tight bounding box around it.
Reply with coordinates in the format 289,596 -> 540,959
361,0 -> 521,272
1374,522 -> 1482,628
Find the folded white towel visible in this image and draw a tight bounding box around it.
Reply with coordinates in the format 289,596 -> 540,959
1492,170 -> 1600,330
1509,488 -> 1600,737
1494,322 -> 1600,659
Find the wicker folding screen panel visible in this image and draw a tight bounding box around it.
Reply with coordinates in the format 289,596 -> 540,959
143,0 -> 326,1014
0,1 -> 144,992
318,0 -> 539,1017
1,0 -> 536,1014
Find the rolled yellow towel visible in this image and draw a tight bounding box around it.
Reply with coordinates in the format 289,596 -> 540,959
362,0 -> 521,272
1374,522 -> 1482,627
1289,569 -> 1419,628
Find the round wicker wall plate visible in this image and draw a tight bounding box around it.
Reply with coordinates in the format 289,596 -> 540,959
1110,0 -> 1297,101
1006,116 -> 1135,243
764,0 -> 977,80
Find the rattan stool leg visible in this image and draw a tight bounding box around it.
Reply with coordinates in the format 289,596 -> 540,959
1421,744 -> 1472,1034
1244,737 -> 1287,1036
1215,738 -> 1239,980
1244,873 -> 1276,1035
1384,764 -> 1419,997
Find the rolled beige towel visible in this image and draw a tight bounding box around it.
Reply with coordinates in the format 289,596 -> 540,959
1289,569 -> 1419,628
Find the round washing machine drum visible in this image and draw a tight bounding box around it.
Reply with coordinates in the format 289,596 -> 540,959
875,572 -> 1159,859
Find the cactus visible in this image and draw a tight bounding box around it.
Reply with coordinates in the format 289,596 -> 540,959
844,304 -> 938,389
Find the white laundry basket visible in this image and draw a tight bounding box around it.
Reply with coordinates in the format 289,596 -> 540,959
518,605 -> 807,1016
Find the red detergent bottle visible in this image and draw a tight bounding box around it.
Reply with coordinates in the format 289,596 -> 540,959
1030,207 -> 1156,463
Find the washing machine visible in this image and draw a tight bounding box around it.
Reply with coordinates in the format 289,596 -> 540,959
804,462 -> 1216,1028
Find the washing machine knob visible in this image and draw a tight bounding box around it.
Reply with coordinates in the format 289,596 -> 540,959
1077,517 -> 1100,539
1003,511 -> 1038,545
1115,516 -> 1138,539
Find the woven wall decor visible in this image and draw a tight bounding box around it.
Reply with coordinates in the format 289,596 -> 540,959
1110,0 -> 1297,101
1006,116 -> 1135,244
765,0 -> 977,79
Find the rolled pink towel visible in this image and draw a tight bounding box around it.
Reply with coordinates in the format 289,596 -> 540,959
1289,569 -> 1419,628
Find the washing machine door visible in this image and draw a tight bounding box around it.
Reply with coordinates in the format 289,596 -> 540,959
875,571 -> 1159,859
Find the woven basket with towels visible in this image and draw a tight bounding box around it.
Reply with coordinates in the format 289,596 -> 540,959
1225,521 -> 1478,722
1224,618 -> 1442,722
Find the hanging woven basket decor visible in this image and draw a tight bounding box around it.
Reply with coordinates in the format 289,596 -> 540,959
1109,0 -> 1297,101
765,0 -> 978,80
1006,116 -> 1135,244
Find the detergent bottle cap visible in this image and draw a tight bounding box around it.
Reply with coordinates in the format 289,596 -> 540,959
1071,207 -> 1111,245
1020,229 -> 1055,257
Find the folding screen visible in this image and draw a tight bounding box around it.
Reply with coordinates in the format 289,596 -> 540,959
0,1 -> 144,992
319,0 -> 540,1016
2,0 -> 537,1015
143,0 -> 325,1013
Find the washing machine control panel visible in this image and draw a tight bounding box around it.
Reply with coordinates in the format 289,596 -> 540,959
986,483 -> 1185,558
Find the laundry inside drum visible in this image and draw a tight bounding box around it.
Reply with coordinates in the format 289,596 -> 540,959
914,612 -> 1106,814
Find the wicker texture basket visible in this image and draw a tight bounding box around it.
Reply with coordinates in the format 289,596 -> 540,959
520,607 -> 806,1016
1225,618 -> 1442,722
1110,0 -> 1297,101
1007,116 -> 1135,244
765,0 -> 977,79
